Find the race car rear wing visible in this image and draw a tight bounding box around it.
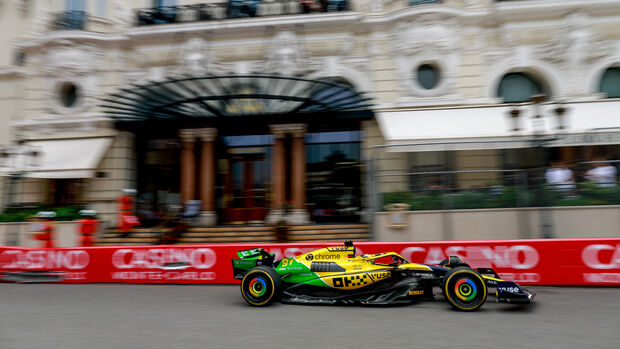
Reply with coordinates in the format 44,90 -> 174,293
231,248 -> 275,279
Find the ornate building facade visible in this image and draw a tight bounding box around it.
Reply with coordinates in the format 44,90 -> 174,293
1,0 -> 620,227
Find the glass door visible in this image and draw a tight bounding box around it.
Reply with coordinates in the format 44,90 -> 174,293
220,134 -> 272,223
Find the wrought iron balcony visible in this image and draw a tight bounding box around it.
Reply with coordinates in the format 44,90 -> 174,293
135,0 -> 349,26
408,0 -> 442,6
53,10 -> 87,30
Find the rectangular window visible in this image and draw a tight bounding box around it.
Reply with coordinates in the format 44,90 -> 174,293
14,51 -> 26,66
66,0 -> 86,11
95,0 -> 106,17
154,0 -> 177,7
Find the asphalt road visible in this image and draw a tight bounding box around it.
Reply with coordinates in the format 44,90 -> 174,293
0,284 -> 618,349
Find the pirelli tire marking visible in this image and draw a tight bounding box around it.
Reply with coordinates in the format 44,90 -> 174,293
443,268 -> 487,311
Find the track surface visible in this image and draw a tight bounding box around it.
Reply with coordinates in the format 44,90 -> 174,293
0,284 -> 618,349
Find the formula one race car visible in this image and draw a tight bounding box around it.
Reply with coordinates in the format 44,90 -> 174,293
231,241 -> 535,311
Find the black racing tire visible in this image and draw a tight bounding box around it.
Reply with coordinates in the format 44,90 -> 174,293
240,266 -> 281,306
442,267 -> 487,311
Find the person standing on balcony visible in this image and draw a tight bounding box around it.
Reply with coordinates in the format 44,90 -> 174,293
545,161 -> 576,194
585,157 -> 617,187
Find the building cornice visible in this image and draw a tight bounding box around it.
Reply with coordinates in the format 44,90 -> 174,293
0,67 -> 26,79
15,32 -> 129,51
12,116 -> 113,132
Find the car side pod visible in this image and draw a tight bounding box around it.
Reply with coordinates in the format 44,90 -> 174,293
495,281 -> 536,304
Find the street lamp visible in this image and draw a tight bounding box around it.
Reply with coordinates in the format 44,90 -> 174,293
509,95 -> 569,238
0,140 -> 42,210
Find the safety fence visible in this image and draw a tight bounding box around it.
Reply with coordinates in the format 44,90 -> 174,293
379,161 -> 620,211
1,239 -> 619,286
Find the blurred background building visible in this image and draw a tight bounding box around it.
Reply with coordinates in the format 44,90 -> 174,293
1,0 -> 620,241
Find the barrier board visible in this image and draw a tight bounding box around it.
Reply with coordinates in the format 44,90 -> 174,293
1,239 -> 619,285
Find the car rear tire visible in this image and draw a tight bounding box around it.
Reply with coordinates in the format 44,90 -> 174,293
240,266 -> 281,306
442,267 -> 487,311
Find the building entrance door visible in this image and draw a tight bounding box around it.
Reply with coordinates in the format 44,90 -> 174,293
220,140 -> 272,223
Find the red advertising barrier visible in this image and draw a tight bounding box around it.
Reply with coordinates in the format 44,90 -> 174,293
1,239 -> 619,285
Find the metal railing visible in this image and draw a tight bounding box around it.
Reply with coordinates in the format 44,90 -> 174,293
408,0 -> 442,6
378,163 -> 620,211
371,161 -> 620,238
53,10 -> 87,30
135,0 -> 349,26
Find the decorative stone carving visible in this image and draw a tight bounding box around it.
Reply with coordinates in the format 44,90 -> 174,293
172,36 -> 220,76
264,31 -> 311,76
40,40 -> 103,116
390,15 -> 459,98
41,40 -> 103,77
482,48 -> 516,68
534,12 -> 613,96
391,14 -> 459,57
536,12 -> 612,66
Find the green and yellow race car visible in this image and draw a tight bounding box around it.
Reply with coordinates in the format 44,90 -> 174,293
231,241 -> 535,311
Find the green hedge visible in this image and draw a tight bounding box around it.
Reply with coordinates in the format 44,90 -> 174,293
0,205 -> 85,222
383,183 -> 620,211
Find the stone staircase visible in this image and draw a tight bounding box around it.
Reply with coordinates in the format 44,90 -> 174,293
287,224 -> 372,242
97,224 -> 371,245
97,228 -> 163,245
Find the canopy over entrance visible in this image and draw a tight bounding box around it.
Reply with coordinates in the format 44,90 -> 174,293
101,74 -> 373,122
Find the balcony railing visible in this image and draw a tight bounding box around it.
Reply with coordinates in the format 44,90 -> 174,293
408,0 -> 442,6
135,0 -> 349,26
53,10 -> 87,30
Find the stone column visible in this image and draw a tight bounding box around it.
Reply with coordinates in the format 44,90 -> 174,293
266,125 -> 286,224
266,123 -> 310,225
179,129 -> 197,204
198,128 -> 217,226
289,124 -> 310,224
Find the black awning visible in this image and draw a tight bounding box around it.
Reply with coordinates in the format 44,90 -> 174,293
100,74 -> 373,122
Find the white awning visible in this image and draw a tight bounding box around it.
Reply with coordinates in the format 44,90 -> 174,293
377,100 -> 620,152
25,138 -> 113,179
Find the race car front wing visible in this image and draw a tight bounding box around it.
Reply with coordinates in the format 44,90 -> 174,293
495,281 -> 536,304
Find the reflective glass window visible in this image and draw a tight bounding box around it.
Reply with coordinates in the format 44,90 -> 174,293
599,67 -> 620,98
497,73 -> 546,103
416,64 -> 440,90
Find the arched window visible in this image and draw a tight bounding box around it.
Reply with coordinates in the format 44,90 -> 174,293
497,72 -> 547,103
599,67 -> 620,98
